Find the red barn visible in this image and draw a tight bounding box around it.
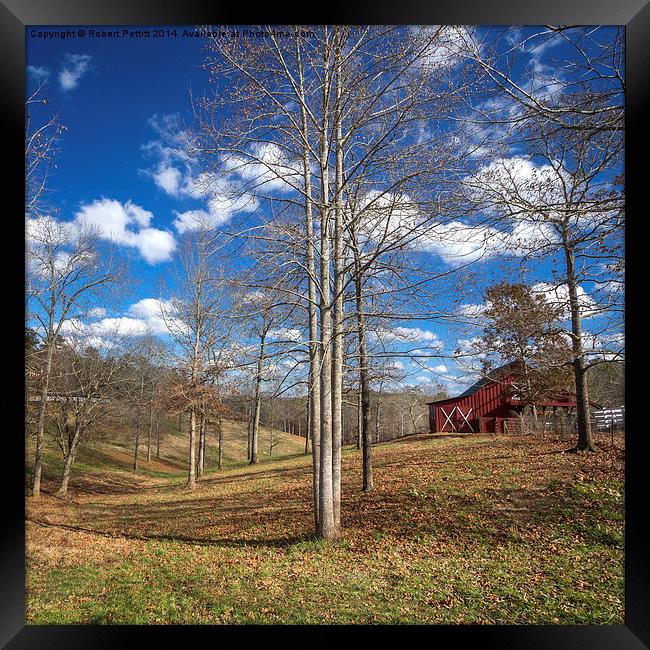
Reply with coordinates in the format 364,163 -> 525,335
427,362 -> 597,433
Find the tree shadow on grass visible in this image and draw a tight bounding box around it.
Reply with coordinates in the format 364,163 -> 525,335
27,480 -> 571,551
26,437 -> 623,552
27,518 -> 314,549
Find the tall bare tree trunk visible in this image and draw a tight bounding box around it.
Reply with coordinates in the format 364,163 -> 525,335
250,333 -> 265,465
247,398 -> 252,461
354,256 -> 373,491
187,408 -> 197,489
565,244 -> 595,451
375,402 -> 381,444
317,27 -> 337,540
331,34 -> 345,529
297,36 -> 321,528
197,413 -> 205,477
147,405 -> 153,463
356,391 -> 362,451
57,430 -> 80,496
32,344 -> 54,497
57,450 -> 76,496
217,419 -> 223,470
156,412 -> 161,458
133,410 -> 141,470
201,417 -> 206,474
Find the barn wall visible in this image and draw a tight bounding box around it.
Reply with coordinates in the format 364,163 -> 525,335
428,372 -> 587,434
429,375 -> 518,432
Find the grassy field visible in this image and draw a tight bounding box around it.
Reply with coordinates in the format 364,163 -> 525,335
25,415 -> 307,492
25,433 -> 624,624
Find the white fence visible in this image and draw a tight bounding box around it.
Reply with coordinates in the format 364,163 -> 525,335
593,407 -> 625,430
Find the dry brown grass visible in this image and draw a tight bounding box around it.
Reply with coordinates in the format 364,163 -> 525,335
25,434 -> 625,624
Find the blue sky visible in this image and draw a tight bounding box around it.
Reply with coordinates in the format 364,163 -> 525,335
25,26 -> 624,396
27,28 -> 210,292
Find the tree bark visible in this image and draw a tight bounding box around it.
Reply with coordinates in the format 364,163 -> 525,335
375,402 -> 381,444
317,27 -> 337,540
197,412 -> 205,476
156,412 -> 161,458
564,244 -> 595,451
247,398 -> 252,461
250,333 -> 265,465
217,420 -> 223,470
133,409 -> 141,470
296,36 -> 321,528
32,343 -> 54,497
147,405 -> 153,463
331,34 -> 344,529
187,408 -> 197,489
57,449 -> 76,496
354,269 -> 373,491
57,427 -> 80,496
356,391 -> 362,451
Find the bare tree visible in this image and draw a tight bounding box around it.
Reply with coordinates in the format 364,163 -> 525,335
188,25 -> 491,538
26,219 -> 121,496
25,80 -> 66,219
161,227 -> 231,488
48,336 -> 130,495
463,26 -> 624,451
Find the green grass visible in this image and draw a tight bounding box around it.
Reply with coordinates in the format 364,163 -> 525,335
26,435 -> 624,624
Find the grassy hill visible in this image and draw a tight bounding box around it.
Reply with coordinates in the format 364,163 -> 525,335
25,416 -> 307,494
25,434 -> 624,624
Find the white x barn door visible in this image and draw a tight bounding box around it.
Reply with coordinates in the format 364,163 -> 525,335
439,406 -> 474,432
440,406 -> 457,432
458,407 -> 474,432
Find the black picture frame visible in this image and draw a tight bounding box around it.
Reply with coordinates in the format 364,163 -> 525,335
4,0 -> 648,646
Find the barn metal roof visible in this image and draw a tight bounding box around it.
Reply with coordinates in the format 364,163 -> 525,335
426,360 -> 600,409
427,361 -> 519,404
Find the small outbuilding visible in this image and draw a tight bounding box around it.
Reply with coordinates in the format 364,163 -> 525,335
427,361 -> 598,433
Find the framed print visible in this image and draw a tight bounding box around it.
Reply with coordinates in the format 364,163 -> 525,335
5,0 -> 648,646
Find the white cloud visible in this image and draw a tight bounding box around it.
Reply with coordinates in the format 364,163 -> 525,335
59,54 -> 92,91
26,216 -> 100,279
417,221 -> 498,265
124,202 -> 153,228
58,298 -> 182,347
172,210 -> 213,234
357,188 -> 557,266
580,330 -> 625,360
172,174 -> 260,233
134,228 -> 177,264
73,198 -> 176,264
128,297 -> 177,334
268,328 -> 304,343
466,156 -> 611,241
60,316 -> 149,349
144,116 -> 275,232
372,326 -> 440,344
221,142 -> 301,195
456,302 -> 487,320
153,163 -> 183,197
468,156 -> 565,211
27,65 -> 50,80
531,282 -> 599,319
419,216 -> 557,266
